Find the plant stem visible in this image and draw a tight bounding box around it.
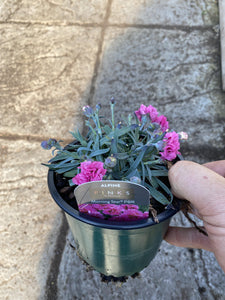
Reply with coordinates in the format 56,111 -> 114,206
94,112 -> 102,138
111,101 -> 115,131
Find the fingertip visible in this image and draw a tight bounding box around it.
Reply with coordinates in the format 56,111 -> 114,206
168,160 -> 225,212
168,160 -> 198,199
204,160 -> 225,177
168,160 -> 198,180
164,226 -> 211,251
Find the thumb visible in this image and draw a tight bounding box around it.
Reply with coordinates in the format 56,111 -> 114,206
168,160 -> 225,217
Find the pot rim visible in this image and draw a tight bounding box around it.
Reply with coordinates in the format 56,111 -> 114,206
48,170 -> 181,230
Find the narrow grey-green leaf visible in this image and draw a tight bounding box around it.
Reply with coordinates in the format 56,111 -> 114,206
141,162 -> 145,184
111,136 -> 117,155
56,157 -> 75,168
144,159 -> 161,166
63,169 -> 77,178
155,177 -> 173,203
116,152 -> 130,160
124,146 -> 147,177
145,183 -> 170,205
69,130 -> 87,146
151,170 -> 168,176
145,165 -> 152,180
103,125 -> 112,135
56,166 -> 76,174
90,148 -> 110,157
62,150 -> 80,160
100,126 -> 132,146
48,154 -> 68,163
150,176 -> 159,189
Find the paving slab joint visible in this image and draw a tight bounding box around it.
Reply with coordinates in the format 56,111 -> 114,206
87,0 -> 113,107
44,212 -> 69,300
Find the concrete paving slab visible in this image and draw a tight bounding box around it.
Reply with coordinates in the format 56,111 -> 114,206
109,0 -> 219,26
0,138 -> 63,300
92,26 -> 224,162
0,24 -> 101,139
0,0 -> 108,24
1,0 -> 225,299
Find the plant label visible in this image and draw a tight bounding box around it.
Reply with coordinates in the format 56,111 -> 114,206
74,180 -> 150,221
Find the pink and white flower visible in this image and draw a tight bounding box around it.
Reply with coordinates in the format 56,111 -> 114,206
178,131 -> 188,140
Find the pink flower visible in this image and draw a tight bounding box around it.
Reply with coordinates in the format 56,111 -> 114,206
72,160 -> 107,185
135,104 -> 169,132
135,104 -> 158,122
146,105 -> 158,122
156,115 -> 169,132
135,104 -> 148,121
160,131 -> 180,161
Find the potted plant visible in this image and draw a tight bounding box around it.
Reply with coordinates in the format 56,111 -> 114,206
41,100 -> 188,278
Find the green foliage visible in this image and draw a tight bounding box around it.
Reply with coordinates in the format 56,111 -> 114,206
42,102 -> 175,205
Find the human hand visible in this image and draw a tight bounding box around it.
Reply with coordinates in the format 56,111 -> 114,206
164,160 -> 225,272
